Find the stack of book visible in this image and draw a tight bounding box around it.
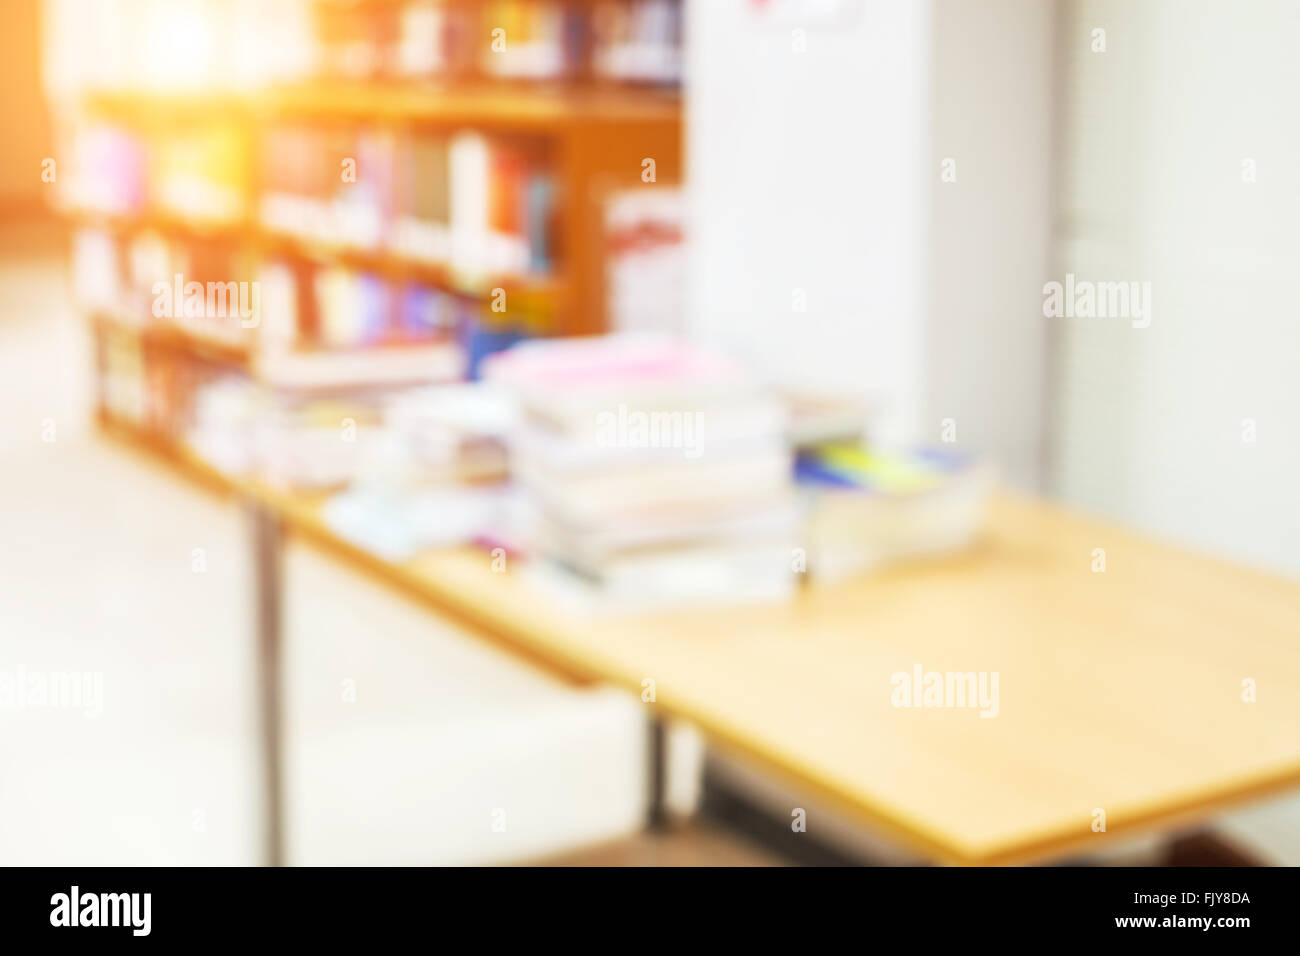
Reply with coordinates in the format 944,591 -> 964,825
391,133 -> 453,264
321,383 -> 518,561
796,442 -> 995,583
485,335 -> 799,609
189,383 -> 420,491
380,384 -> 513,485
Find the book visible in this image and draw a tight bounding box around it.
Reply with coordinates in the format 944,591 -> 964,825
516,446 -> 793,526
798,443 -> 996,582
255,343 -> 464,390
487,334 -> 798,608
530,543 -> 796,612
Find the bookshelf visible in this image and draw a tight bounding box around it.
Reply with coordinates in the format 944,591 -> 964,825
58,0 -> 683,472
73,83 -> 680,329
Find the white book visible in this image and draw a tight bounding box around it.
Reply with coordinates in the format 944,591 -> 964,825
256,344 -> 464,390
516,448 -> 793,526
538,499 -> 803,571
510,397 -> 788,471
528,544 -> 797,614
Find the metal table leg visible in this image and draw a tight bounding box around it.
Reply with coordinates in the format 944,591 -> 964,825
647,717 -> 667,829
249,500 -> 285,867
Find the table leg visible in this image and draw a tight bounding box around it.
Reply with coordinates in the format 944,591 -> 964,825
647,717 -> 667,829
249,500 -> 285,867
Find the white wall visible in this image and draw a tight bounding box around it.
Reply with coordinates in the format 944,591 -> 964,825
685,0 -> 1056,486
1051,0 -> 1300,576
684,0 -> 1300,865
685,0 -> 932,444
1051,2 -> 1300,862
926,0 -> 1057,489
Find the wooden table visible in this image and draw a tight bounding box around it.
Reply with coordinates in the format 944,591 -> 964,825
242,480 -> 1300,866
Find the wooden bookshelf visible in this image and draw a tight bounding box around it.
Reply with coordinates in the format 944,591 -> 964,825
70,70 -> 681,462
69,208 -> 250,244
72,207 -> 567,305
84,84 -> 682,130
92,310 -> 253,371
253,228 -> 564,303
76,81 -> 680,337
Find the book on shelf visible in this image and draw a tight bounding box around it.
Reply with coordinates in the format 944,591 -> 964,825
480,1 -> 575,80
260,125 -> 391,251
448,132 -> 556,282
307,0 -> 682,87
76,225 -> 261,349
606,187 -> 684,334
592,0 -> 683,84
152,123 -> 247,225
100,327 -> 147,426
62,123 -> 147,219
261,125 -> 557,283
255,343 -> 465,390
392,133 -> 452,263
72,228 -> 121,312
395,2 -> 448,78
45,0 -> 684,97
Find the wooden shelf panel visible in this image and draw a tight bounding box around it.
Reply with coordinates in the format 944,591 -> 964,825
67,207 -> 250,241
92,310 -> 467,387
82,84 -> 682,130
93,310 -> 253,370
255,229 -> 564,303
69,209 -> 565,308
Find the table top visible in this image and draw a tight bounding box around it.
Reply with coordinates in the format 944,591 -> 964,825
260,485 -> 1300,865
